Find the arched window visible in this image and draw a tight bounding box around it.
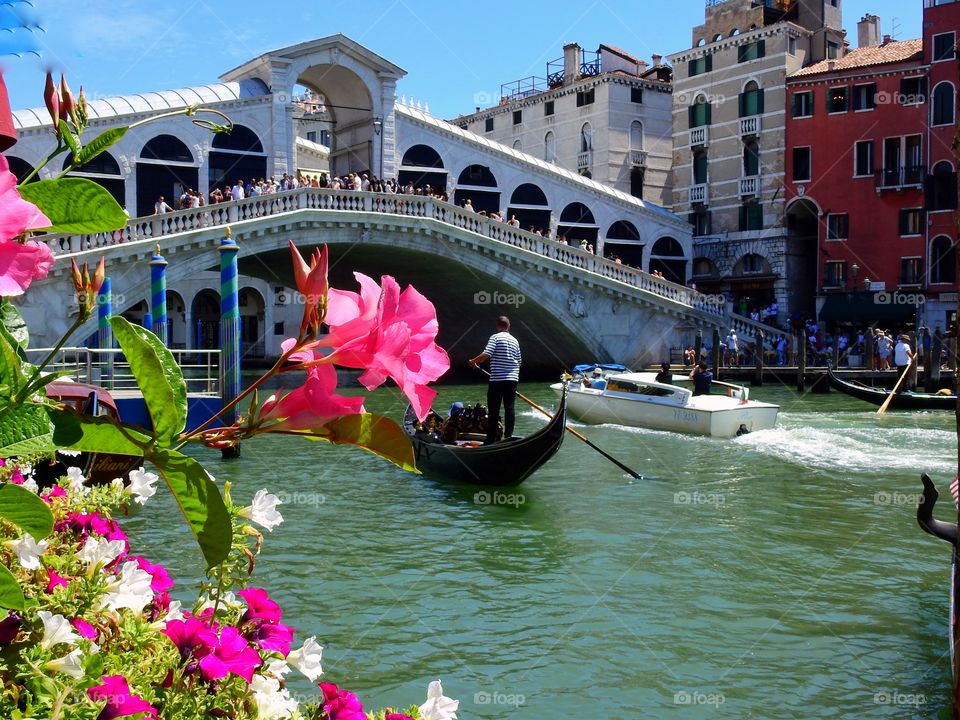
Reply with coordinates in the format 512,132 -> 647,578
211,125 -> 264,153
580,123 -> 592,153
743,140 -> 760,177
606,220 -> 641,241
512,139 -> 522,151
740,80 -> 764,116
629,121 -> 644,151
689,94 -> 712,127
931,236 -> 956,284
401,144 -> 444,168
509,184 -> 548,206
933,83 -> 955,126
398,144 -> 447,191
140,135 -> 194,163
652,237 -> 684,257
712,33 -> 723,42
930,161 -> 958,211
544,131 -> 556,163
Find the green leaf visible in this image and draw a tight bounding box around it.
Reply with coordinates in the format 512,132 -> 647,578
0,330 -> 24,402
305,413 -> 417,473
50,410 -> 151,456
110,317 -> 186,445
19,177 -> 127,234
0,484 -> 54,539
149,448 -> 231,568
59,120 -> 79,157
0,565 -> 24,611
0,301 -> 28,350
74,127 -> 128,168
0,405 -> 55,457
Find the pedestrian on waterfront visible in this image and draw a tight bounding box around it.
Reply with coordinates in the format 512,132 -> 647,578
725,329 -> 739,367
154,196 -> 172,214
894,334 -> 915,391
690,361 -> 713,396
655,362 -> 673,384
876,329 -> 892,370
468,315 -> 521,445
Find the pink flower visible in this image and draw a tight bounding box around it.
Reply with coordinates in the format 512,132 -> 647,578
163,617 -> 218,661
258,364 -> 365,431
320,683 -> 366,720
87,675 -> 159,720
0,155 -> 53,296
238,587 -> 283,624
385,715 -> 415,720
289,240 -> 328,338
71,617 -> 97,640
249,620 -> 295,655
197,626 -> 262,683
0,613 -> 20,645
131,556 -> 174,594
41,485 -> 66,503
46,569 -> 69,592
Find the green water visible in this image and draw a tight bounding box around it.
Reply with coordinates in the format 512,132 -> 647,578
123,383 -> 959,719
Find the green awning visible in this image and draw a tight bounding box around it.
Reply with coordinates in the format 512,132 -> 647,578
819,292 -> 918,324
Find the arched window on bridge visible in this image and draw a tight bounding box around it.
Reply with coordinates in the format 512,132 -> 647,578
5,156 -> 38,184
136,134 -> 198,217
191,289 -> 220,350
209,125 -> 267,194
239,287 -> 266,359
454,164 -> 500,214
399,144 -> 447,192
604,220 -> 643,267
62,150 -> 125,207
930,236 -> 956,285
507,183 -> 550,233
544,131 -> 556,163
649,236 -> 686,283
557,202 -> 598,246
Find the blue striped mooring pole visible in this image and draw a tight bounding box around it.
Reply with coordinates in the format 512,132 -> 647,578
149,244 -> 168,345
97,276 -> 113,387
219,227 -> 241,458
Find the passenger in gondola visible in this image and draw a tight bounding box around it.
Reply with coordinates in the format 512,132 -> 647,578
655,362 -> 673,384
690,362 -> 713,396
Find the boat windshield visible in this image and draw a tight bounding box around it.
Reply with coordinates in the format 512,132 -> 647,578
607,380 -> 675,397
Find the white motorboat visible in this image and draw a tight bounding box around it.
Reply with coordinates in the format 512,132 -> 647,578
549,370 -> 779,437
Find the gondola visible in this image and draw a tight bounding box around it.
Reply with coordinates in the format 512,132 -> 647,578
403,389 -> 567,486
917,475 -> 960,694
826,367 -> 956,410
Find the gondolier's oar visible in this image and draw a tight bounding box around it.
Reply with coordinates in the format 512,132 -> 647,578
877,359 -> 915,415
475,368 -> 645,479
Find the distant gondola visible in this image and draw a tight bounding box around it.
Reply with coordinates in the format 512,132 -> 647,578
826,367 -> 956,410
403,390 -> 566,486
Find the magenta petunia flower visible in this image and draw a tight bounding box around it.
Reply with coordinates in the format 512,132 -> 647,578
87,675 -> 159,720
41,485 -> 66,503
320,683 -> 366,720
131,556 -> 174,594
71,617 -> 97,640
46,569 -> 68,592
197,626 -> 262,683
385,714 -> 415,720
163,617 -> 218,661
249,619 -> 295,656
0,613 -> 20,645
238,587 -> 283,624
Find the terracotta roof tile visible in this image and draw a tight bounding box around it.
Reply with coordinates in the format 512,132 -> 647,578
790,38 -> 923,78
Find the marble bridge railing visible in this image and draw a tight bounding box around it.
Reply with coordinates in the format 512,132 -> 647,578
40,187 -> 742,323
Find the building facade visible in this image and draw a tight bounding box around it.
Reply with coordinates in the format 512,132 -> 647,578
668,0 -> 846,322
451,43 -> 674,226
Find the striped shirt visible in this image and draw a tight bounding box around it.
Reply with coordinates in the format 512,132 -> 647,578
484,331 -> 521,381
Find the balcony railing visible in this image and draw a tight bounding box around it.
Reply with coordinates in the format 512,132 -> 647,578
876,165 -> 925,190
740,116 -> 760,136
577,151 -> 592,170
690,127 -> 708,146
630,150 -> 648,167
739,175 -> 760,196
690,184 -> 709,204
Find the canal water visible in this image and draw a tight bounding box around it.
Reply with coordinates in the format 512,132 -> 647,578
124,382 -> 958,719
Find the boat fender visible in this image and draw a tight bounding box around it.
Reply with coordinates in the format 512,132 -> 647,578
917,474 -> 959,544
736,424 -> 749,437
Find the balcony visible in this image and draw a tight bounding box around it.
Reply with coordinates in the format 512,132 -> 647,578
739,175 -> 760,196
690,127 -> 708,147
740,116 -> 760,137
630,150 -> 648,167
577,151 -> 592,170
876,165 -> 925,191
690,184 -> 709,205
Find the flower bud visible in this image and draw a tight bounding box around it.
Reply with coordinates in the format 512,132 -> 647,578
43,72 -> 60,135
59,74 -> 75,120
75,87 -> 88,128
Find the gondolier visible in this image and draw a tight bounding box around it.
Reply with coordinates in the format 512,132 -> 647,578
468,315 -> 522,444
894,334 -> 915,392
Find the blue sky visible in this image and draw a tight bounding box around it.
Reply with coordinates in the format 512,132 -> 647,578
2,0 -> 923,120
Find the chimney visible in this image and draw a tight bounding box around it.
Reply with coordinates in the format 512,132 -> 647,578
652,53 -> 663,66
882,34 -> 893,46
857,14 -> 881,48
563,43 -> 581,84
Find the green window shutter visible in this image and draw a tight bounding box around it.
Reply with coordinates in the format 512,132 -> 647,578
757,40 -> 765,58
739,93 -> 746,118
705,54 -> 713,72
757,89 -> 765,114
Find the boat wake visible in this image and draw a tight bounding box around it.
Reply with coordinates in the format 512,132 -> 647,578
733,424 -> 955,476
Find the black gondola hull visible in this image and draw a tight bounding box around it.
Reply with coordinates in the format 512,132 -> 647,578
404,393 -> 566,486
826,368 -> 956,410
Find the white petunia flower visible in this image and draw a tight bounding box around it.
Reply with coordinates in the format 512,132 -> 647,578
238,489 -> 283,531
265,659 -> 292,679
21,476 -> 39,494
287,636 -> 323,681
65,466 -> 89,496
78,537 -> 126,570
99,561 -> 154,615
45,648 -> 85,678
9,533 -> 48,570
251,674 -> 299,719
420,680 -> 459,720
38,611 -> 81,650
110,478 -> 125,491
57,449 -> 81,457
127,467 -> 159,505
